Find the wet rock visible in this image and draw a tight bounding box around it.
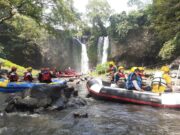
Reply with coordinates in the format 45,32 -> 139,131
73,112 -> 88,118
64,86 -> 75,98
67,97 -> 87,108
4,82 -> 87,113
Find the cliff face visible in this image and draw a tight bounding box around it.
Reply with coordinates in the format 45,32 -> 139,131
109,29 -> 158,67
40,36 -> 81,71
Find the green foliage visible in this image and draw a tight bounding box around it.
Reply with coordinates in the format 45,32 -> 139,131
0,0 -> 43,23
159,33 -> 180,60
159,38 -> 176,60
0,58 -> 25,70
49,0 -> 79,29
96,62 -> 109,74
109,10 -> 147,41
151,0 -> 180,42
86,0 -> 112,25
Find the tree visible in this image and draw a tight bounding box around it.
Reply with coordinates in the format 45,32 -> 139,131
86,0 -> 112,30
0,0 -> 43,24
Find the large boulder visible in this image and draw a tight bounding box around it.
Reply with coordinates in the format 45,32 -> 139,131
5,83 -> 86,113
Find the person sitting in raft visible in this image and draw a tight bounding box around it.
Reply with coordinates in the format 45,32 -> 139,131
8,67 -> 19,82
51,67 -> 57,78
114,66 -> 126,83
138,67 -> 145,78
107,61 -> 117,82
151,66 -> 172,93
23,67 -> 33,82
126,68 -> 143,91
38,68 -> 52,83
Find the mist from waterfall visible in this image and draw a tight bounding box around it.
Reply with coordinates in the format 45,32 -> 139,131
97,36 -> 109,64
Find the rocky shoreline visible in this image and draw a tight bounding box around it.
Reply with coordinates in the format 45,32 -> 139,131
3,77 -> 91,114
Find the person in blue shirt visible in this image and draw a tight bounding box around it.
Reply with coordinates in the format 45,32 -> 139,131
126,68 -> 143,91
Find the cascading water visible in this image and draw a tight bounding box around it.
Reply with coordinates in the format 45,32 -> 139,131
74,38 -> 89,74
101,36 -> 109,64
81,43 -> 89,74
97,37 -> 104,64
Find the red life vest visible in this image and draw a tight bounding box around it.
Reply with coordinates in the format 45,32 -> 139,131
118,72 -> 125,78
42,71 -> 51,81
24,72 -> 33,82
8,71 -> 18,82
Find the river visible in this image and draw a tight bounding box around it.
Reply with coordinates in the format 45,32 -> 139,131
0,82 -> 180,135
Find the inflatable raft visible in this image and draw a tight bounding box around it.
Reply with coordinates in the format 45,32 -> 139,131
0,78 -> 66,93
87,78 -> 180,109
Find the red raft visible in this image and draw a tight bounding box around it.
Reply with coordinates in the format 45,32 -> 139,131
57,69 -> 81,78
86,78 -> 180,109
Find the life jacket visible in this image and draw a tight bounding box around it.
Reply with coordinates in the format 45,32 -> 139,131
126,73 -> 142,89
41,71 -> 51,81
117,72 -> 125,79
8,71 -> 18,82
109,66 -> 117,73
151,72 -> 167,87
24,72 -> 33,82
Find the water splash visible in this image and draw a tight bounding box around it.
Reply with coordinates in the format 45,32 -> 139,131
102,36 -> 109,64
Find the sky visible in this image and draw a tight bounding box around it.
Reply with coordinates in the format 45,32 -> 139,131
73,0 -> 137,14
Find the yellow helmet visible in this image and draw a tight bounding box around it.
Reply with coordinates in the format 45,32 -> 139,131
161,66 -> 169,72
118,66 -> 124,70
27,67 -> 32,71
130,67 -> 137,72
139,67 -> 144,71
109,61 -> 115,66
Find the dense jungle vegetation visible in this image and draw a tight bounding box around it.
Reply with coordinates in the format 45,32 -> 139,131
0,0 -> 179,68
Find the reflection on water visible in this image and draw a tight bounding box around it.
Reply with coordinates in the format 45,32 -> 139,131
0,82 -> 180,135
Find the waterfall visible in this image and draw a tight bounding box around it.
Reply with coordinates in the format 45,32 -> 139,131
101,36 -> 109,64
74,38 -> 89,74
81,43 -> 89,74
97,37 -> 104,64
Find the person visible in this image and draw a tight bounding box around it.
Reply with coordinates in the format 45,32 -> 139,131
23,67 -> 33,82
108,61 -> 117,82
152,66 -> 172,93
126,68 -> 143,91
138,67 -> 145,78
51,67 -> 57,78
38,68 -> 52,83
8,66 -> 19,82
114,66 -> 126,83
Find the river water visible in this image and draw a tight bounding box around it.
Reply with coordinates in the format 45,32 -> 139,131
0,82 -> 180,135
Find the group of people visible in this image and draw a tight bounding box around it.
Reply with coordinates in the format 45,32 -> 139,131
108,62 -> 172,93
5,67 -> 54,83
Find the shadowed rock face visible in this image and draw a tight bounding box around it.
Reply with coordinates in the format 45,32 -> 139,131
5,83 -> 86,113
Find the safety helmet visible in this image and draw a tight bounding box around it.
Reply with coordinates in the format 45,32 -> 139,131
11,66 -> 17,71
109,61 -> 115,66
161,66 -> 170,72
27,67 -> 32,71
139,67 -> 144,71
118,66 -> 124,70
130,67 -> 137,72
